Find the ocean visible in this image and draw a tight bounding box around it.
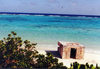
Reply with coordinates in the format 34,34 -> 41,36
0,14 -> 100,52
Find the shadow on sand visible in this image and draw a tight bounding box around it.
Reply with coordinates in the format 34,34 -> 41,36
45,50 -> 61,58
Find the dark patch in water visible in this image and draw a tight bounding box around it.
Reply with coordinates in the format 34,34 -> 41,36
33,25 -> 51,28
0,17 -> 30,22
47,20 -> 63,22
0,24 -> 10,27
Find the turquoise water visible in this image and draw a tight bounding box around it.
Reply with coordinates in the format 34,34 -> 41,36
0,14 -> 100,50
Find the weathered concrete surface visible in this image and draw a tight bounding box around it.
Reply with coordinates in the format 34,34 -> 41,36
58,41 -> 85,59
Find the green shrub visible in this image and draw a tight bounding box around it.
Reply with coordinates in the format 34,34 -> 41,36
0,32 -> 67,69
0,31 -> 38,68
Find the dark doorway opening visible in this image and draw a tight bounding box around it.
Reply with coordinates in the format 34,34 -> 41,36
70,48 -> 76,59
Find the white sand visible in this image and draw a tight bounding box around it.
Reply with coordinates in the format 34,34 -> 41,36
36,46 -> 100,67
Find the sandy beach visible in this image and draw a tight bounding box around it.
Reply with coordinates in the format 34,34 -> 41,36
36,45 -> 100,67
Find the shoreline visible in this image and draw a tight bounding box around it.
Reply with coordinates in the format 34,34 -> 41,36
36,44 -> 100,67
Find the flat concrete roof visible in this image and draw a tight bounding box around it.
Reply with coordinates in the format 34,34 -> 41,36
58,41 -> 84,47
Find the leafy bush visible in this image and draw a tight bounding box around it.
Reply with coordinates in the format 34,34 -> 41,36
0,31 -> 67,69
36,53 -> 67,69
0,31 -> 38,68
70,62 -> 100,69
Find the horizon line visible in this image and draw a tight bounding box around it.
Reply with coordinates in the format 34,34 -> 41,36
0,12 -> 100,17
